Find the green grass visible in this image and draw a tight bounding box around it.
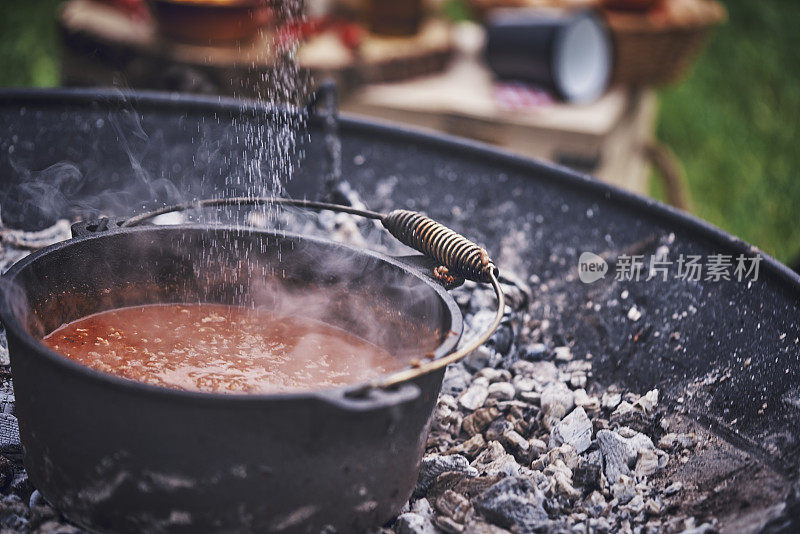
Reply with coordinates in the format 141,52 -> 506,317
655,0 -> 800,264
1,0 -> 798,264
0,0 -> 62,87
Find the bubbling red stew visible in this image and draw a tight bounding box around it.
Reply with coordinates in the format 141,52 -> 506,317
42,303 -> 402,394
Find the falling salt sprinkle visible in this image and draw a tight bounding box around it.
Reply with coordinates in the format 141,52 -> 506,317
209,0 -> 311,242
627,306 -> 642,322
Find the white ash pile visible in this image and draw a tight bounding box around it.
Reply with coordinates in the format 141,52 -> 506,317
384,279 -> 711,534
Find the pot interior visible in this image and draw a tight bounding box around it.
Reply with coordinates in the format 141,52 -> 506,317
5,226 -> 461,389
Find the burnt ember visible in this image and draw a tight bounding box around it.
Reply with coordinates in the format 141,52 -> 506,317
376,275 -> 714,534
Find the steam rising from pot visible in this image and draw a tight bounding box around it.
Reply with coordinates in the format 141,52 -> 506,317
1,227 -> 449,392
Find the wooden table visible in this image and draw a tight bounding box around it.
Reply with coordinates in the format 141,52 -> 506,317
341,23 -> 658,195
59,2 -> 661,197
59,0 -> 454,96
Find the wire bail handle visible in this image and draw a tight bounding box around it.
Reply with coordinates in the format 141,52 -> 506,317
122,197 -> 505,388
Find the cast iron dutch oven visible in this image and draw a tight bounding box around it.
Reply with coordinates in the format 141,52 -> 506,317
0,199 -> 504,534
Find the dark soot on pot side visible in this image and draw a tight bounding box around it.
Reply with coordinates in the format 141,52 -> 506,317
42,303 -> 409,394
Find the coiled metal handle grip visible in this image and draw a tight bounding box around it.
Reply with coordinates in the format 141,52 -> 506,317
124,198 -> 498,285
382,209 -> 498,284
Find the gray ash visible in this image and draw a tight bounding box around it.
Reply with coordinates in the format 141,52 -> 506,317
379,275 -> 712,534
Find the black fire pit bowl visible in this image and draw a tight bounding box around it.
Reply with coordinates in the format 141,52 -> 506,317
0,88 -> 799,531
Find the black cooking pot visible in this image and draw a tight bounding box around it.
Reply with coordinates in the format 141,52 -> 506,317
0,221 -> 471,533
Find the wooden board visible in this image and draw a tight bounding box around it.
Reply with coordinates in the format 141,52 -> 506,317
341,23 -> 656,194
59,0 -> 454,96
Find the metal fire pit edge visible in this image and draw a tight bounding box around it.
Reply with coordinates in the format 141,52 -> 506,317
1,88 -> 799,531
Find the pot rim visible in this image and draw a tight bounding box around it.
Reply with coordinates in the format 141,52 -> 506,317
0,224 -> 464,403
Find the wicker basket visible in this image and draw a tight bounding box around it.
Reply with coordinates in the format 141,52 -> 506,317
605,1 -> 727,86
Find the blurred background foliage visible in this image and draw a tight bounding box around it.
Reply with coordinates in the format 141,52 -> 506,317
0,1 -> 61,87
654,0 -> 800,265
0,0 -> 798,264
